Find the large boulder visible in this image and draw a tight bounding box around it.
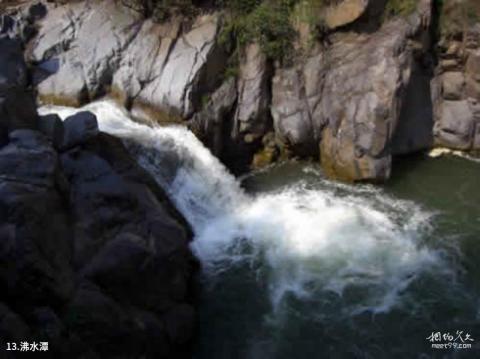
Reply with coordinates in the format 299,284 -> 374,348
0,110 -> 196,357
38,113 -> 64,149
0,2 -> 47,42
0,130 -> 74,309
271,3 -> 434,181
60,131 -> 195,357
0,302 -> 31,343
30,0 -> 225,118
189,77 -> 237,157
0,38 -> 37,133
30,0 -> 142,106
61,111 -> 99,151
432,20 -> 480,150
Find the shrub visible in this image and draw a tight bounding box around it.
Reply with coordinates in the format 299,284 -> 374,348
384,0 -> 418,18
120,0 -> 197,20
219,0 -> 298,63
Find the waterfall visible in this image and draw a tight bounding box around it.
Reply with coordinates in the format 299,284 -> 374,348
40,100 -> 450,315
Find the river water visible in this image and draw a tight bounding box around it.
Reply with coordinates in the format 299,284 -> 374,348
40,101 -> 480,359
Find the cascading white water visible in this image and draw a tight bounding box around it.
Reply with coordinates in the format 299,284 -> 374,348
40,100 -> 449,315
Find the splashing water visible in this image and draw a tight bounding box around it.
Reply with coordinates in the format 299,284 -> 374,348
40,100 -> 450,315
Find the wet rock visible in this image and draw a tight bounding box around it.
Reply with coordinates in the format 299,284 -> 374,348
28,3 -> 47,22
252,132 -> 280,169
31,0 -> 142,106
0,130 -> 74,308
64,282 -> 132,357
163,303 -> 195,345
0,38 -> 37,132
61,111 -> 99,151
2,129 -> 58,189
0,31 -> 196,355
0,126 -> 195,356
0,15 -> 15,38
31,306 -> 64,342
189,77 -> 237,156
0,303 -> 31,342
131,14 -> 223,118
83,229 -> 191,312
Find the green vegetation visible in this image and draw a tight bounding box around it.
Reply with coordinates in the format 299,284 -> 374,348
218,0 -> 340,62
383,0 -> 418,19
219,0 -> 298,63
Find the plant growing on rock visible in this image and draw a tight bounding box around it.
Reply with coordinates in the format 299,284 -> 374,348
219,0 -> 299,63
119,0 -> 197,20
384,0 -> 418,18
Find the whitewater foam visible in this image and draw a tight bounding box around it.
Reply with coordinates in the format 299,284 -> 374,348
429,147 -> 480,163
40,100 -> 449,314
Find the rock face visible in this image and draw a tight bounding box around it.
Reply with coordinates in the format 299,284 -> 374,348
0,38 -> 38,135
432,24 -> 480,150
13,0 -> 479,182
0,37 -> 196,358
189,77 -> 237,157
29,0 -> 223,117
273,3 -> 433,181
233,43 -> 271,144
114,13 -> 223,119
325,0 -> 370,30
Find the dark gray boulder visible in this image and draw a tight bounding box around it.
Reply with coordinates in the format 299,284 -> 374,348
271,2 -> 434,181
0,125 -> 196,358
0,38 -> 38,133
0,302 -> 31,342
38,113 -> 64,148
61,111 -> 99,151
0,130 -> 74,309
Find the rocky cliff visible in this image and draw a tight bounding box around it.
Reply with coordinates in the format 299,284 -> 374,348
3,0 -> 479,181
431,1 -> 480,151
0,37 -> 196,358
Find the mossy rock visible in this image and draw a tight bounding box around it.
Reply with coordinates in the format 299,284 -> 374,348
38,93 -> 84,108
131,100 -> 184,126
